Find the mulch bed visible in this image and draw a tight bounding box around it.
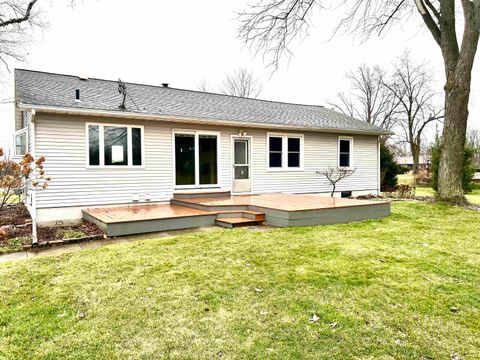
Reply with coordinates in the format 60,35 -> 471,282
0,203 -> 31,227
37,221 -> 103,242
0,203 -> 104,253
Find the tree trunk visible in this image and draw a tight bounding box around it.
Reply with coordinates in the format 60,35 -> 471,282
437,75 -> 470,205
411,142 -> 420,189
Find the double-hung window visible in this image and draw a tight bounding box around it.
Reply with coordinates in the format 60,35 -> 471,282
86,123 -> 144,167
267,133 -> 303,170
338,137 -> 353,168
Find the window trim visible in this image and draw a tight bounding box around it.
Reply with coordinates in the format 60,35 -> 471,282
338,136 -> 354,169
13,127 -> 28,157
266,132 -> 304,171
172,129 -> 221,189
85,122 -> 145,169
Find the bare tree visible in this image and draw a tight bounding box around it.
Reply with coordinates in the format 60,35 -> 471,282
384,52 -> 442,179
219,68 -> 262,98
0,0 -> 75,71
330,64 -> 399,131
196,78 -> 210,92
317,167 -> 356,197
467,128 -> 480,151
238,0 -> 480,205
0,0 -> 42,70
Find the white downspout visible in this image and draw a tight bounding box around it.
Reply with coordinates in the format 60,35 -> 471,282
377,136 -> 381,195
30,109 -> 38,245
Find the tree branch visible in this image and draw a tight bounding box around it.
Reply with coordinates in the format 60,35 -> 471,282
0,0 -> 37,28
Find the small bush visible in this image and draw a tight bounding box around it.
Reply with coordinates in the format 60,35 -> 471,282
395,184 -> 414,198
431,141 -> 476,193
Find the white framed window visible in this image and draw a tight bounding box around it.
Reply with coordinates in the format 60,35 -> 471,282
14,128 -> 27,157
338,136 -> 353,168
173,129 -> 220,187
86,123 -> 144,167
267,133 -> 304,170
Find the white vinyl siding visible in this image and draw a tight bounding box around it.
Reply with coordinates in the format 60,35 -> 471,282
33,113 -> 380,211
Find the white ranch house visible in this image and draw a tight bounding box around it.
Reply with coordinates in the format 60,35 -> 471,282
13,69 -> 390,231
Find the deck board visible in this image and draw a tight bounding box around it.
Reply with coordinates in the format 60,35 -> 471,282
177,193 -> 387,212
83,204 -> 212,224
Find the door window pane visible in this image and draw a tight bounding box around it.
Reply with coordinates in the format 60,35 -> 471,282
88,125 -> 100,165
269,136 -> 282,168
175,134 -> 196,185
132,127 -> 142,166
199,135 -> 218,185
104,126 -> 128,166
234,166 -> 249,179
234,140 -> 248,165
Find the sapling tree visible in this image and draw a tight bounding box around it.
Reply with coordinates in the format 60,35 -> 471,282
317,167 -> 356,197
0,148 -> 50,210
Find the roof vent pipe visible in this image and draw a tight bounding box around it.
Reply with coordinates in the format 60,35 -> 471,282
162,83 -> 169,88
75,89 -> 80,101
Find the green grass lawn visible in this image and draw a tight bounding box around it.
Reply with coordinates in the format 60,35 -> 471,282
397,173 -> 480,204
1,202 -> 480,359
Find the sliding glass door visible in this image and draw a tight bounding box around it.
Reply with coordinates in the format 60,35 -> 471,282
174,131 -> 219,187
175,134 -> 195,185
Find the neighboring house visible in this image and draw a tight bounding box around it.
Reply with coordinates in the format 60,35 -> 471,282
395,155 -> 431,171
14,69 -> 390,224
473,154 -> 480,181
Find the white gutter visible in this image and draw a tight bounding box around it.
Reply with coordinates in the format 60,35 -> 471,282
17,103 -> 393,136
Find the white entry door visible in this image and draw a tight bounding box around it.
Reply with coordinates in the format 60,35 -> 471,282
232,138 -> 251,193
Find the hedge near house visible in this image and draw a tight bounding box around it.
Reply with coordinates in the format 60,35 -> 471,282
431,142 -> 475,194
380,144 -> 402,192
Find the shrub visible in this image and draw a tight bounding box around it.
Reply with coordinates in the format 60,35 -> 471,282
0,148 -> 51,210
380,144 -> 402,192
431,142 -> 476,193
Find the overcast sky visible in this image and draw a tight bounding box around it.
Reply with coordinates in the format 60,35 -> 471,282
0,0 -> 478,152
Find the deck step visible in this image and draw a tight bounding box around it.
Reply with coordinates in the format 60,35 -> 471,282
216,211 -> 265,221
215,217 -> 264,228
173,191 -> 231,200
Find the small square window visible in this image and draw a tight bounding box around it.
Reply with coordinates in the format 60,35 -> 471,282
15,131 -> 27,156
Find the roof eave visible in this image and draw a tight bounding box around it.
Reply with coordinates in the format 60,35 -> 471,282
17,103 -> 393,136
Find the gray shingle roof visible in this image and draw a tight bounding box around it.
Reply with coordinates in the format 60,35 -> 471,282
15,69 -> 390,135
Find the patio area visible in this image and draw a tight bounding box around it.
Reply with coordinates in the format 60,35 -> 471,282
83,193 -> 391,236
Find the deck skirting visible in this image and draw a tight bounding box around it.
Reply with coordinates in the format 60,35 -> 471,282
83,193 -> 391,237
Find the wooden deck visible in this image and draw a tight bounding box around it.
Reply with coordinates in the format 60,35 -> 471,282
174,193 -> 387,212
83,203 -> 211,224
83,193 -> 391,236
